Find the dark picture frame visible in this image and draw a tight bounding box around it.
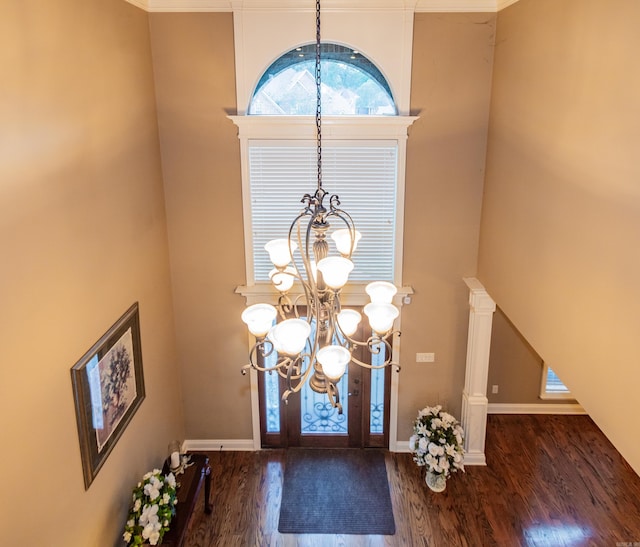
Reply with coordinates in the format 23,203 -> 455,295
71,302 -> 145,489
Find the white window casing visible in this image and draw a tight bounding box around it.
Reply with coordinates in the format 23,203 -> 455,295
233,8 -> 414,116
249,141 -> 397,283
230,115 -> 417,305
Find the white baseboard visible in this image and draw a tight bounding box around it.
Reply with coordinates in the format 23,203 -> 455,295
394,440 -> 412,453
183,439 -> 255,452
488,403 -> 586,415
463,453 -> 487,466
393,440 -> 485,466
184,438 -> 489,467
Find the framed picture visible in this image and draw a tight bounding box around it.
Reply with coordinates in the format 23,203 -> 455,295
71,302 -> 145,489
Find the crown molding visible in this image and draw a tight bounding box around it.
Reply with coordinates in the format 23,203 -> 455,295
415,0 -> 496,12
124,0 -> 520,13
497,0 -> 520,9
124,0 -> 151,9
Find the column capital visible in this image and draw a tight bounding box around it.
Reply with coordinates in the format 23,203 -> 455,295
463,277 -> 496,313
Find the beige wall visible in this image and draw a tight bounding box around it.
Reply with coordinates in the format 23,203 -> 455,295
149,11 -> 495,444
0,1 -> 182,545
149,13 -> 251,439
399,12 -> 495,438
478,0 -> 640,473
488,308 -> 547,404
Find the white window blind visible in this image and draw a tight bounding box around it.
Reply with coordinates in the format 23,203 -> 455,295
545,367 -> 570,394
248,142 -> 398,283
540,362 -> 572,400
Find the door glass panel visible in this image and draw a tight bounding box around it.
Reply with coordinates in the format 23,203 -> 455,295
301,318 -> 349,435
264,350 -> 281,433
370,341 -> 386,434
301,363 -> 349,434
261,317 -> 390,441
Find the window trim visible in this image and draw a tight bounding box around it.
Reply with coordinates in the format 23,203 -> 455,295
229,114 -> 418,289
231,114 -> 416,451
232,9 -> 414,116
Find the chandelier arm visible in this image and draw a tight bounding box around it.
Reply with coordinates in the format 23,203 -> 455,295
281,353 -> 317,401
243,339 -> 275,371
276,354 -> 305,381
290,293 -> 309,319
245,355 -> 292,375
326,381 -> 343,413
302,220 -> 320,298
352,336 -> 393,368
348,355 -> 394,370
289,212 -> 319,303
269,258 -> 307,288
332,328 -> 390,351
276,294 -> 293,319
281,360 -> 296,403
323,291 -> 338,340
242,338 -> 290,374
327,206 -> 355,226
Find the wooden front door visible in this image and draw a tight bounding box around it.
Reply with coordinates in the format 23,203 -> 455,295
258,318 -> 391,449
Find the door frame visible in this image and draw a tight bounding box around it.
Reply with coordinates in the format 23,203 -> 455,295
256,322 -> 394,449
258,360 -> 392,449
239,282 -> 412,451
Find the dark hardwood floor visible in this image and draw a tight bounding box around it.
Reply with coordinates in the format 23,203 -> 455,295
181,415 -> 640,546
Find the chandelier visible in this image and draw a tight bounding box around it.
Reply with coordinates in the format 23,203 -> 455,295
240,0 -> 401,413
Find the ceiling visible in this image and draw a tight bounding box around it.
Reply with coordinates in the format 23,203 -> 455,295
124,0 -> 520,13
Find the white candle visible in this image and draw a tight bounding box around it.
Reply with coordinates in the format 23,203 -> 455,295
170,451 -> 180,469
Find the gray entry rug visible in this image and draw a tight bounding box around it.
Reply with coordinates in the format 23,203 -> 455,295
278,448 -> 396,535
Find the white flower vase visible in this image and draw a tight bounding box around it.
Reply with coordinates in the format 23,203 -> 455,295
426,471 -> 447,492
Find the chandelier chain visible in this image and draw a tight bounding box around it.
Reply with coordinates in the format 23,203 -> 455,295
315,0 -> 322,191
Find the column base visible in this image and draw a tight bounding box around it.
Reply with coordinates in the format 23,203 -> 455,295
462,390 -> 488,466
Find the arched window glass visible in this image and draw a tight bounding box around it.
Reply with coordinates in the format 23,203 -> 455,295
249,43 -> 396,115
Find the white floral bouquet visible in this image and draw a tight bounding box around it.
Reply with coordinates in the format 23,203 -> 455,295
409,405 -> 465,478
123,469 -> 178,546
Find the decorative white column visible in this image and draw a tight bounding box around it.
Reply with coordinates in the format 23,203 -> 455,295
461,278 -> 496,466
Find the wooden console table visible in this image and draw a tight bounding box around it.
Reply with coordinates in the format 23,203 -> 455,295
161,453 -> 212,546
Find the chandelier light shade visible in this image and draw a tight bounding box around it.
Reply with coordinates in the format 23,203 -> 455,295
268,319 -> 312,356
316,345 -> 351,382
331,228 -> 362,255
366,281 -> 398,304
265,239 -> 298,268
336,309 -> 362,337
241,303 -> 277,337
240,0 -> 401,412
316,257 -> 354,289
363,303 -> 400,335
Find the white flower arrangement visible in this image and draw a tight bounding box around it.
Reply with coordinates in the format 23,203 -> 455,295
409,405 -> 465,479
123,469 -> 177,546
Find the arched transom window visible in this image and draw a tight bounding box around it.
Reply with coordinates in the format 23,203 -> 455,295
249,43 -> 396,116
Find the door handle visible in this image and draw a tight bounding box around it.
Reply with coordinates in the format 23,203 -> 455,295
348,389 -> 360,396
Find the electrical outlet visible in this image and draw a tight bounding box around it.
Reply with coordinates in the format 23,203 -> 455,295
416,352 -> 435,363
492,384 -> 499,394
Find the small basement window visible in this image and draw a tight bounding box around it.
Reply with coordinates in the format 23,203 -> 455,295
540,362 -> 572,399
